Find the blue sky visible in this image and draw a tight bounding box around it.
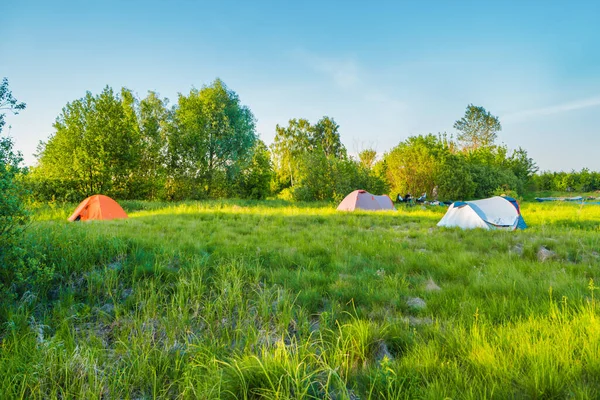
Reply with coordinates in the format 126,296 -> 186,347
2,0 -> 599,170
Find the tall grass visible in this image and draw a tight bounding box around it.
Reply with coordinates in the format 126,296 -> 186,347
1,200 -> 599,398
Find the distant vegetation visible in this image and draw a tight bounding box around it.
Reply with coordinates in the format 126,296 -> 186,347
12,77 -> 561,204
532,169 -> 600,193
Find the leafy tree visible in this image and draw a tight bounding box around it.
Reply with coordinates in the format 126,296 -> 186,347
358,148 -> 377,169
454,104 -> 501,151
311,116 -> 346,158
0,78 -> 26,131
0,136 -> 29,260
236,139 -> 273,199
506,147 -> 538,186
0,78 -> 28,256
271,116 -> 348,193
35,87 -> 143,199
137,91 -> 171,199
172,79 -> 257,197
436,154 -> 475,200
383,134 -> 447,198
271,118 -> 312,189
0,80 -> 53,297
292,152 -> 387,202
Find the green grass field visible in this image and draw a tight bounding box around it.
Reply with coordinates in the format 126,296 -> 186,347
2,200 -> 600,399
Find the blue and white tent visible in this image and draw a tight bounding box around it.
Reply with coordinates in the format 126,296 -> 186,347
437,196 -> 527,230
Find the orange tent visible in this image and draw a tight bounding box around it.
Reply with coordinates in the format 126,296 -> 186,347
68,195 -> 128,221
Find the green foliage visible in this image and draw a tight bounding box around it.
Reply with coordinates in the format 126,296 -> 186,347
236,139 -> 273,199
436,154 -> 475,200
0,80 -> 54,299
532,169 -> 600,192
0,79 -> 28,279
311,116 -> 346,159
0,78 -> 29,247
271,118 -> 314,189
383,134 -> 534,201
0,78 -> 26,131
171,79 -> 257,198
384,134 -> 447,198
0,136 -> 29,264
358,148 -> 378,170
270,117 -> 347,193
34,87 -> 144,199
135,91 -> 171,199
31,79 -> 265,201
454,104 -> 501,151
292,152 -> 387,202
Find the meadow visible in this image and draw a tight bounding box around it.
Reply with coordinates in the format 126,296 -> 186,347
1,199 -> 600,399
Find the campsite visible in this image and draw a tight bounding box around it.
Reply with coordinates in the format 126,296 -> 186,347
0,198 -> 596,398
3,1 -> 600,399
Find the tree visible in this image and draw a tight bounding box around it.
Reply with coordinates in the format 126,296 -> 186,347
436,154 -> 475,200
137,91 -> 171,198
383,134 -> 448,198
507,147 -> 538,184
271,118 -> 312,188
0,79 -> 30,278
35,87 -> 143,199
454,104 -> 501,151
271,116 -> 348,193
0,137 -> 28,250
0,78 -> 26,132
358,148 -> 377,169
311,116 -> 346,158
236,139 -> 273,199
172,79 -> 257,197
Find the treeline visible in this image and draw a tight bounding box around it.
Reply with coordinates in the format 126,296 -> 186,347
270,118 -> 386,201
31,80 -> 272,201
382,134 -> 538,201
29,79 -> 386,202
27,80 -> 541,202
531,170 -> 600,192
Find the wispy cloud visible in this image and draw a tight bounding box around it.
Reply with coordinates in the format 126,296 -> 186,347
290,49 -> 360,89
503,96 -> 600,122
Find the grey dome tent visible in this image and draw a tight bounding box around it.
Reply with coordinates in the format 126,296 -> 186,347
437,196 -> 526,230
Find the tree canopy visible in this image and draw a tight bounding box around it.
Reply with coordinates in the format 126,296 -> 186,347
23,79 -> 546,203
454,104 -> 501,151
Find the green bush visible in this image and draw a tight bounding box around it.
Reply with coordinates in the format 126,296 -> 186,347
0,136 -> 54,304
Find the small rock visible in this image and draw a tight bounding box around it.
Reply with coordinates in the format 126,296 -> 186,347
98,303 -> 115,316
121,288 -> 133,300
406,297 -> 426,310
405,316 -> 433,326
428,227 -> 435,233
375,341 -> 393,362
538,246 -> 556,262
309,318 -> 320,333
348,390 -> 360,400
511,243 -> 524,256
107,261 -> 122,271
425,278 -> 441,292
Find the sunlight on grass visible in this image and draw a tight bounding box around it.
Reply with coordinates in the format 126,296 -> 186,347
3,199 -> 600,398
